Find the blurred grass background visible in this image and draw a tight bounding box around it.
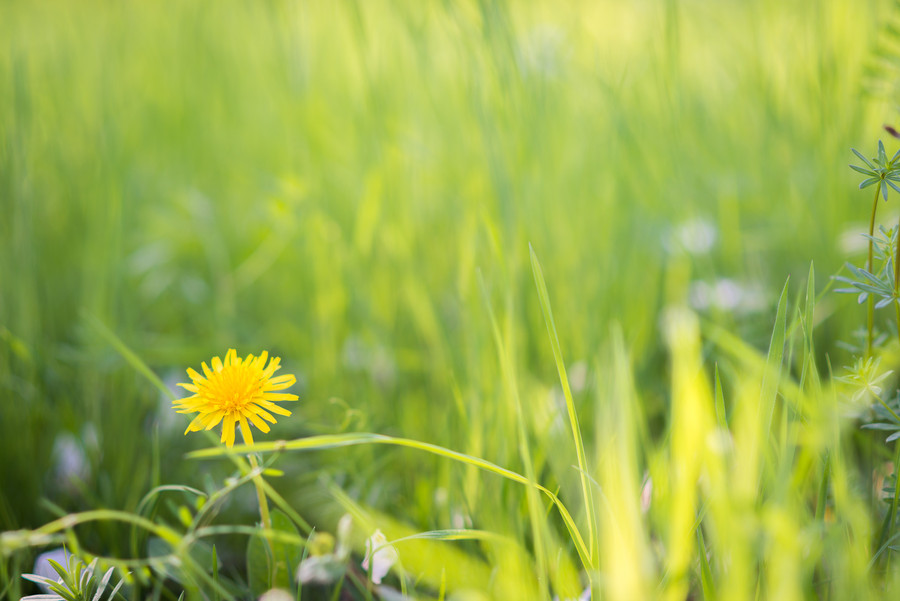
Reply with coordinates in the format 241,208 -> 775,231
1,0 -> 899,597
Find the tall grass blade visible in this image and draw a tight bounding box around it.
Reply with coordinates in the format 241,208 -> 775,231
478,271 -> 549,593
697,526 -> 716,600
760,279 -> 790,442
528,244 -> 597,567
86,315 -> 173,401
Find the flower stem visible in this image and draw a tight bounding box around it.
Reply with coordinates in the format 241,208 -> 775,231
867,184 -> 882,357
241,429 -> 272,531
895,214 -> 900,349
880,440 -> 900,571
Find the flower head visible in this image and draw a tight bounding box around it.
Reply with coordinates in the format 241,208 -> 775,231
174,349 -> 298,447
361,529 -> 398,585
850,141 -> 900,201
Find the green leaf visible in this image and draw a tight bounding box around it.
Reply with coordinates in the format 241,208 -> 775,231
90,567 -> 115,601
853,147 -> 877,170
859,177 -> 880,189
850,164 -> 877,177
861,423 -> 900,431
269,510 -> 303,590
528,244 -> 596,567
247,531 -> 273,598
107,576 -> 127,601
47,559 -> 78,597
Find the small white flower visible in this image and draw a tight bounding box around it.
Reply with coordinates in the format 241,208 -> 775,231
666,218 -> 718,256
258,589 -> 293,601
51,435 -> 89,493
361,529 -> 398,585
838,225 -> 869,255
516,24 -> 568,79
689,279 -> 766,314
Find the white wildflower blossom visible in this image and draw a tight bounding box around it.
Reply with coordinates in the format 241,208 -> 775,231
362,529 -> 398,585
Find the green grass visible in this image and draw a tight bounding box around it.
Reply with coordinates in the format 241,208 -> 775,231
2,0 -> 900,598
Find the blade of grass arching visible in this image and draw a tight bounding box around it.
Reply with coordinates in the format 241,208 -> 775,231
381,529 -> 507,547
0,509 -> 182,556
188,433 -> 593,572
528,244 -> 596,567
697,526 -> 716,600
869,529 -> 900,570
477,271 -> 549,593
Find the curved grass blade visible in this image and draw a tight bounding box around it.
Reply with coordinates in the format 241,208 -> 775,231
188,433 -> 592,572
528,244 -> 596,567
477,270 -> 550,589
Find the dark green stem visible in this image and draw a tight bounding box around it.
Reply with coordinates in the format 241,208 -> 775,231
881,441 -> 900,570
896,211 -> 900,348
241,429 -> 271,531
867,184 -> 882,357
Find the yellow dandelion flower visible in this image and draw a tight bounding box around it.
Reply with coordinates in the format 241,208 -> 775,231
174,349 -> 299,448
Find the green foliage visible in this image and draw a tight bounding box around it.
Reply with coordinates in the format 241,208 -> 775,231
21,554 -> 126,601
4,0 -> 900,599
834,130 -> 900,580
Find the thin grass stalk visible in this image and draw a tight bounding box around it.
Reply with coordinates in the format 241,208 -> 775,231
528,245 -> 597,568
478,273 -> 550,595
242,430 -> 272,531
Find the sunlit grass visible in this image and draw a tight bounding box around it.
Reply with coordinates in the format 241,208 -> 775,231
2,0 -> 900,599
